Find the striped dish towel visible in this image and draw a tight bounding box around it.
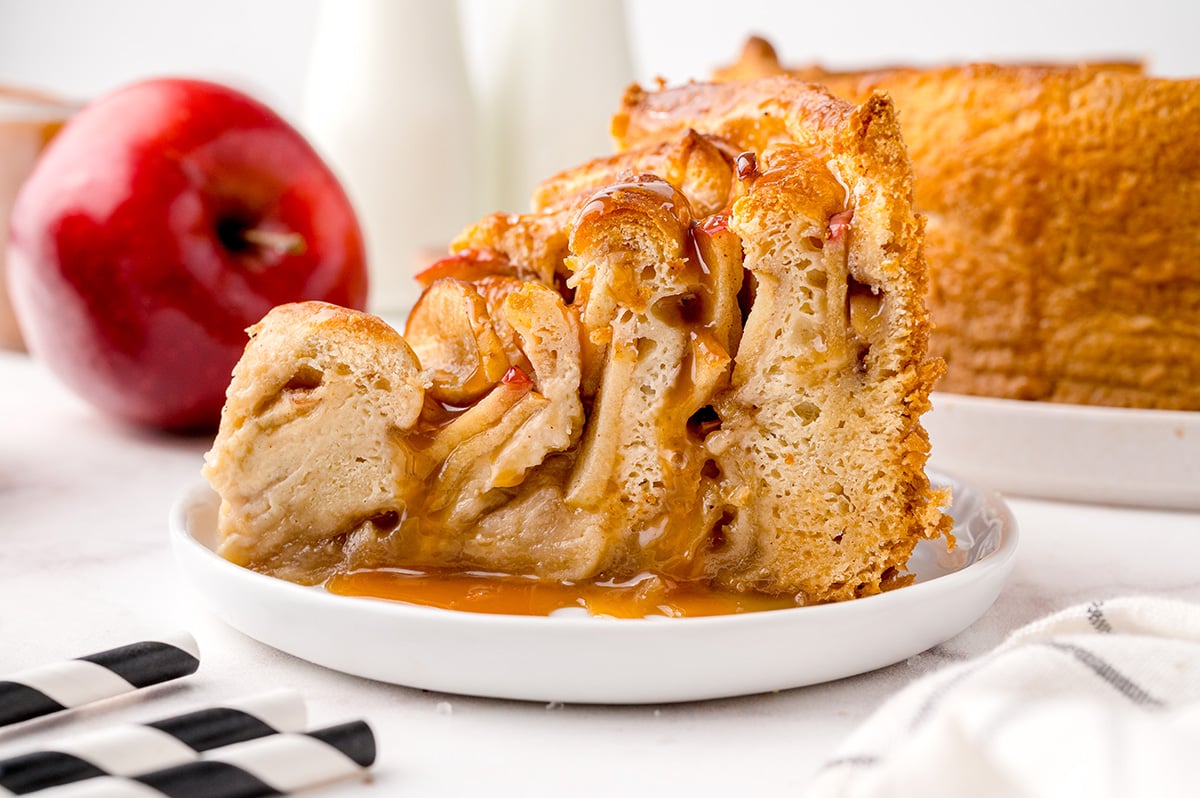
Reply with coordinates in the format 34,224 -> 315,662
809,597 -> 1200,798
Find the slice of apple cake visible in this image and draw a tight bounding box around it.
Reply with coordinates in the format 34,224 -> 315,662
203,77 -> 951,604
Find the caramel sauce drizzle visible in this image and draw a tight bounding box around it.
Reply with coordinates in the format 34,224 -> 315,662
326,570 -> 802,618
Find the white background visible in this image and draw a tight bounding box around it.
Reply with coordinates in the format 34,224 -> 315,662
2,0 -> 1197,116
3,0 -> 1197,309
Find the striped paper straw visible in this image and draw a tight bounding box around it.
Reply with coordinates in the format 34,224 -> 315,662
0,690 -> 305,795
29,721 -> 376,798
0,634 -> 199,728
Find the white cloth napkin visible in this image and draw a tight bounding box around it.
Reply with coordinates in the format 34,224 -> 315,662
808,597 -> 1200,798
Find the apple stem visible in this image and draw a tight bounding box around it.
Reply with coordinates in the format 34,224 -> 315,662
242,228 -> 307,256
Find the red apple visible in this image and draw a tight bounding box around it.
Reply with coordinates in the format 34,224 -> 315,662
7,77 -> 367,432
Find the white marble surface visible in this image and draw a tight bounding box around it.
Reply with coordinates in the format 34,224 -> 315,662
2,348 -> 1199,795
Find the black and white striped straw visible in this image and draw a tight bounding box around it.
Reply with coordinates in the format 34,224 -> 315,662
0,634 -> 200,728
28,721 -> 376,798
0,690 -> 305,795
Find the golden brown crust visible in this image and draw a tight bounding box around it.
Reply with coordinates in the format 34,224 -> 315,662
710,36 -> 790,83
614,77 -> 853,155
719,40 -> 1200,410
533,129 -> 738,217
449,210 -> 572,288
449,132 -> 742,290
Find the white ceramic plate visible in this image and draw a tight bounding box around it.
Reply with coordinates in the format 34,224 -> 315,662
926,392 -> 1200,510
170,472 -> 1016,704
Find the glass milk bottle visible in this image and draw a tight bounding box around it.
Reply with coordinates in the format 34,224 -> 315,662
302,0 -> 479,317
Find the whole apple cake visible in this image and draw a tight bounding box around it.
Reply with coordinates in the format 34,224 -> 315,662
203,77 -> 952,605
717,37 -> 1200,410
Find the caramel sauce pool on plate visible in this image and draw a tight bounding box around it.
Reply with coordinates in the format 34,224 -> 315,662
326,570 -> 801,618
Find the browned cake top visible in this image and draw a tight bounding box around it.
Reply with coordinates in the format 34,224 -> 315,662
717,38 -> 1200,409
